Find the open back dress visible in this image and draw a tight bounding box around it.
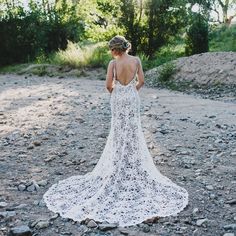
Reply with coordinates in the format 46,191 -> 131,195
43,58 -> 189,227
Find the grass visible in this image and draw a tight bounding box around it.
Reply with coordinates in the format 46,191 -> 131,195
51,41 -> 111,69
209,25 -> 236,52
138,43 -> 185,71
0,63 -> 30,74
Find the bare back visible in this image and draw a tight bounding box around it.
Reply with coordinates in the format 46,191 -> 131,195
113,55 -> 139,86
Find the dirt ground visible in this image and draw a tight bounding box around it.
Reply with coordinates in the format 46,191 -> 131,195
0,73 -> 236,236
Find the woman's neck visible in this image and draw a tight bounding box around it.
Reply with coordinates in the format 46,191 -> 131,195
115,52 -> 127,60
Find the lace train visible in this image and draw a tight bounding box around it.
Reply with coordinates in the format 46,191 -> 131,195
43,78 -> 189,227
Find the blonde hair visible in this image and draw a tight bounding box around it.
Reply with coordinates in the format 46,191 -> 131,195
108,35 -> 131,53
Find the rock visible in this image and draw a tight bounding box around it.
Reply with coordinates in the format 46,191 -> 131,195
206,185 -> 214,190
50,214 -> 59,220
192,208 -> 199,214
118,227 -> 129,235
18,184 -> 26,191
178,150 -> 190,155
33,141 -> 41,146
225,199 -> 236,205
8,225 -> 32,236
142,224 -> 150,233
159,129 -> 169,135
230,152 -> 236,157
6,204 -> 28,210
38,199 -> 46,207
98,223 -> 118,231
37,180 -> 48,187
223,233 -> 235,236
35,220 -> 50,229
196,218 -> 208,226
87,219 -> 97,228
0,201 -> 8,208
27,145 -> 34,150
0,211 -> 16,219
26,185 -> 35,192
32,180 -> 40,191
223,224 -> 236,230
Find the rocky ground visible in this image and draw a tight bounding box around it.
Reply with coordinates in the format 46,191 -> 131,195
0,73 -> 236,236
145,52 -> 236,103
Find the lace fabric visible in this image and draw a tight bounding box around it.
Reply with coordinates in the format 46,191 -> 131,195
43,72 -> 189,227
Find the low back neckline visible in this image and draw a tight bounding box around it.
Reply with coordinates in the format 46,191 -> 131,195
113,58 -> 138,86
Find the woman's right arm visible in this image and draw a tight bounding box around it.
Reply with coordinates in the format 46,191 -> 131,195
136,57 -> 145,91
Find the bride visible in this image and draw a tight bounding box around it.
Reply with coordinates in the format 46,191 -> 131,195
43,35 -> 189,227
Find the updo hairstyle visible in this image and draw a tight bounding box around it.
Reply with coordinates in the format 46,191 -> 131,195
108,35 -> 131,53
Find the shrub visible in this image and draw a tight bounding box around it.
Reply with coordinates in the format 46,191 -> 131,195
185,13 -> 209,55
52,41 -> 111,68
158,61 -> 177,82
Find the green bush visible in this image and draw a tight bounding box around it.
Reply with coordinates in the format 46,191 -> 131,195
52,41 -> 111,69
185,13 -> 209,55
158,61 -> 177,82
139,43 -> 184,71
209,25 -> 236,52
0,2 -> 84,67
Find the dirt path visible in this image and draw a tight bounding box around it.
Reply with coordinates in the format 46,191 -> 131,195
0,74 -> 236,236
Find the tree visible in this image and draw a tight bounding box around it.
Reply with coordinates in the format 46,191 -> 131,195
119,0 -> 145,55
144,0 -> 186,58
185,12 -> 209,55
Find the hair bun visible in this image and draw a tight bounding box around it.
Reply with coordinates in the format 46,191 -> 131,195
122,41 -> 129,49
108,35 -> 131,52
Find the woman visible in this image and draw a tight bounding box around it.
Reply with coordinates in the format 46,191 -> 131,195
43,35 -> 189,227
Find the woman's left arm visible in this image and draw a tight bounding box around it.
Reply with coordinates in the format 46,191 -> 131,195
106,60 -> 114,93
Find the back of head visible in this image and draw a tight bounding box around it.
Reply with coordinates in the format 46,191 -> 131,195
108,35 -> 131,53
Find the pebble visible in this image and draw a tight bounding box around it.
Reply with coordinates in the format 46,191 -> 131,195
37,180 -> 48,186
192,208 -> 199,214
142,224 -> 150,233
35,220 -> 50,229
98,223 -> 118,231
206,185 -> 214,190
223,224 -> 236,230
230,152 -> 236,157
87,219 -> 97,228
18,184 -> 26,191
223,233 -> 235,236
196,218 -> 208,226
226,199 -> 236,205
0,201 -> 8,208
7,204 -> 28,210
8,225 -> 32,236
26,184 -> 35,192
33,141 -> 41,146
0,211 -> 16,219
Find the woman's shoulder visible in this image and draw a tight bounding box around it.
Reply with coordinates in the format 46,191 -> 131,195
128,55 -> 141,63
107,59 -> 115,67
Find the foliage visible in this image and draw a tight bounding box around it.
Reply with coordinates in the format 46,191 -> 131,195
119,0 -> 187,57
185,13 -> 209,55
144,0 -> 187,58
158,61 -> 177,82
139,42 -> 185,71
52,41 -> 111,68
209,25 -> 236,51
76,0 -> 122,42
0,0 -> 84,66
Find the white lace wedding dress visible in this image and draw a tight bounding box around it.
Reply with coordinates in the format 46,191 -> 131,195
43,64 -> 189,227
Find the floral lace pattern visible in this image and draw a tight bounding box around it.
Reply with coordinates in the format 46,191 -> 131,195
43,76 -> 189,227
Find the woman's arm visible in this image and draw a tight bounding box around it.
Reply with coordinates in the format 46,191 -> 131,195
136,57 -> 145,91
106,60 -> 114,93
